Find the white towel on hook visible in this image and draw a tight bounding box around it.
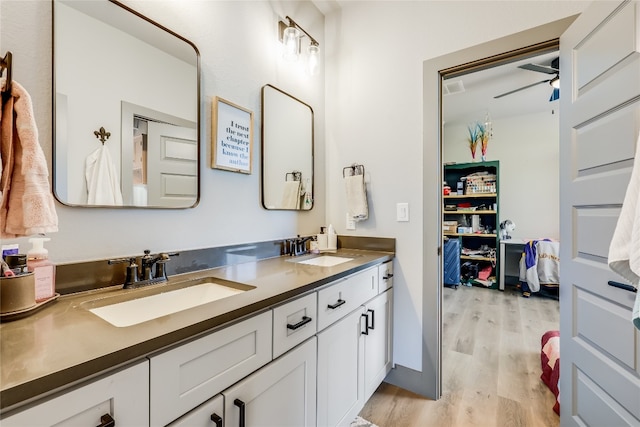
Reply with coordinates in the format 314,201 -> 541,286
608,131 -> 640,330
281,180 -> 301,209
345,174 -> 368,221
85,144 -> 123,206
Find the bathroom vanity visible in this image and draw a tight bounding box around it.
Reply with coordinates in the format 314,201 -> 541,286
0,250 -> 394,427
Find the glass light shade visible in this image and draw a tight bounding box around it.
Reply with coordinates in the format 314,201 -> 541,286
283,26 -> 300,61
307,44 -> 320,75
550,75 -> 560,89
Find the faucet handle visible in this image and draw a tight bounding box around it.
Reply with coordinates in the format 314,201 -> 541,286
154,252 -> 179,281
107,257 -> 139,288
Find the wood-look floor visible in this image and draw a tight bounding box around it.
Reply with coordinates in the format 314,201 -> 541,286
359,285 -> 560,427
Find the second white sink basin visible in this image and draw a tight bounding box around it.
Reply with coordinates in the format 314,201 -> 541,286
88,280 -> 252,327
297,255 -> 354,267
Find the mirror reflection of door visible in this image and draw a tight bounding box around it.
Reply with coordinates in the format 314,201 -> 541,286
145,121 -> 197,208
121,102 -> 197,207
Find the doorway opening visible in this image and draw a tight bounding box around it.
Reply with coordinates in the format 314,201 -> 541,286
438,43 -> 562,421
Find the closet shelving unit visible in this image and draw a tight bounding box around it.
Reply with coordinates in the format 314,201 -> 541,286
443,160 -> 500,288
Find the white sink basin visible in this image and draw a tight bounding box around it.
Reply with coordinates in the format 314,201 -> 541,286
297,255 -> 354,267
88,280 -> 252,327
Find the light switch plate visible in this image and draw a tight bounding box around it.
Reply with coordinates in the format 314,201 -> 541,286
397,203 -> 409,222
346,213 -> 356,230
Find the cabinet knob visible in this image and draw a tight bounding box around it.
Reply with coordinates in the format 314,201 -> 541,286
96,414 -> 115,427
210,413 -> 223,427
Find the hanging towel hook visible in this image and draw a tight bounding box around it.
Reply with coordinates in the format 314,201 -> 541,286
94,127 -> 111,145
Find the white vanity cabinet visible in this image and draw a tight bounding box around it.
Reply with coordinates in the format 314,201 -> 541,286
317,265 -> 394,427
149,310 -> 273,426
1,360 -> 149,427
222,337 -> 317,427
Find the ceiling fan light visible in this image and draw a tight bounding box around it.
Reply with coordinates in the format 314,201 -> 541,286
550,75 -> 560,89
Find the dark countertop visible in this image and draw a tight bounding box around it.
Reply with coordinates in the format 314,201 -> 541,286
0,249 -> 393,412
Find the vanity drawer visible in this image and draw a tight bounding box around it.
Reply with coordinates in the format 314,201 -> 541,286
273,292 -> 317,358
317,267 -> 378,331
149,311 -> 272,426
378,261 -> 394,292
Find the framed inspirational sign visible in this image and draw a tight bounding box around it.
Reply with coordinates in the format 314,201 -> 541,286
211,96 -> 253,174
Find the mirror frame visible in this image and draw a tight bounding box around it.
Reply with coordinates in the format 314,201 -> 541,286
52,0 -> 201,209
260,84 -> 314,211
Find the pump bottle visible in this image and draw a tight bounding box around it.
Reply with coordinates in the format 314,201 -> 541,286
27,237 -> 56,302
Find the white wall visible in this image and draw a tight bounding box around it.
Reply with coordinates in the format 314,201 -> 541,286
324,1 -> 586,373
1,0 -> 326,263
444,111 -> 560,240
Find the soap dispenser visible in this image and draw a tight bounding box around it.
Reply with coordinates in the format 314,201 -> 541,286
27,237 -> 56,302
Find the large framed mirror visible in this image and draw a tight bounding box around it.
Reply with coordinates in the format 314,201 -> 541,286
261,85 -> 314,210
52,0 -> 200,208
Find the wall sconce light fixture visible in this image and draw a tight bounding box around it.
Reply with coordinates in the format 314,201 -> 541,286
279,16 -> 320,75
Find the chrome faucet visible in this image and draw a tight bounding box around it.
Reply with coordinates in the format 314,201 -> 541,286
109,250 -> 179,288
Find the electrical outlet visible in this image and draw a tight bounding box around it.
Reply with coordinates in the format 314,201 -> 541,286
346,213 -> 356,230
397,203 -> 409,222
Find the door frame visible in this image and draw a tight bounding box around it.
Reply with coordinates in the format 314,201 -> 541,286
384,15 -> 579,400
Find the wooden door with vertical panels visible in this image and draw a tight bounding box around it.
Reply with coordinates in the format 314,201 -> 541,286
559,1 -> 640,425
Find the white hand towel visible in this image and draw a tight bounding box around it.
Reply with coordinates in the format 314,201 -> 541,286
281,180 -> 301,209
85,145 -> 123,206
345,174 -> 368,221
608,131 -> 640,330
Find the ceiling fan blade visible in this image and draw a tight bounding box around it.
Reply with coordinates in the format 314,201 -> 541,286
494,79 -> 551,99
518,63 -> 559,74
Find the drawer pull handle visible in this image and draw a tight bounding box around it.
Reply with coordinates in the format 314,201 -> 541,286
210,413 -> 223,427
234,399 -> 246,427
96,414 -> 115,427
328,299 -> 346,309
607,280 -> 638,293
361,313 -> 369,335
287,316 -> 312,330
367,308 -> 375,330
383,273 -> 394,280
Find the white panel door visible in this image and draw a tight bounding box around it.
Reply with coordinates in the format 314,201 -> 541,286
559,1 -> 640,425
146,121 -> 197,207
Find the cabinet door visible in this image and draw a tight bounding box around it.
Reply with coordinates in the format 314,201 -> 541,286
363,289 -> 393,401
168,394 -> 224,427
150,311 -> 273,426
317,309 -> 365,427
223,337 -> 317,427
1,361 -> 149,427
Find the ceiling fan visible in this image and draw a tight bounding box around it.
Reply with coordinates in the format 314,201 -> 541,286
494,57 -> 559,100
